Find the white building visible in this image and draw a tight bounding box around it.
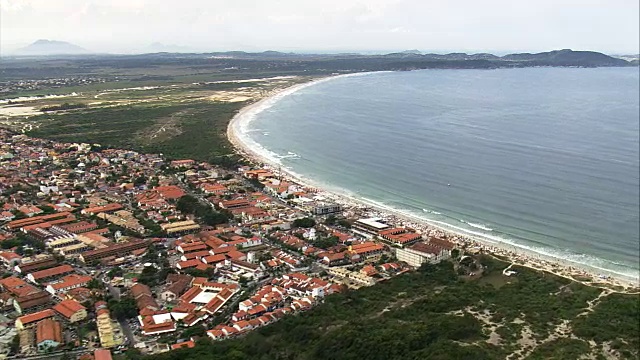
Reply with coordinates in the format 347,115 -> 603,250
395,242 -> 451,268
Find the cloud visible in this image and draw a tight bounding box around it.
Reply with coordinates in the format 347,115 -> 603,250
1,0 -> 638,54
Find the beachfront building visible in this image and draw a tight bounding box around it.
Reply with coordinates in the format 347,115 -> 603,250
311,203 -> 342,216
352,218 -> 390,238
395,241 -> 452,268
378,228 -> 423,247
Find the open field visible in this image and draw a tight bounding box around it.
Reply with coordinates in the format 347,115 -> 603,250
0,68 -> 312,166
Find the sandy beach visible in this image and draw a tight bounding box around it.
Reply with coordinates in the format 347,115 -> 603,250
227,74 -> 640,292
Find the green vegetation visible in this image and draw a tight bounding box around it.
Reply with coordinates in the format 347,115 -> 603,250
526,338 -> 590,360
28,101 -> 245,166
312,236 -> 339,249
140,257 -> 639,360
292,217 -> 316,228
40,102 -> 87,112
108,296 -> 138,319
573,293 -> 640,357
176,195 -> 232,226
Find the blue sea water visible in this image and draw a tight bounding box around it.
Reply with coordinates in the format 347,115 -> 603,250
245,67 -> 640,280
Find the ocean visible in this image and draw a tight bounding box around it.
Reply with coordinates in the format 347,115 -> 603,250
239,67 -> 640,281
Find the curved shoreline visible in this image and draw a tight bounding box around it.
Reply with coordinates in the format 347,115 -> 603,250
227,73 -> 640,291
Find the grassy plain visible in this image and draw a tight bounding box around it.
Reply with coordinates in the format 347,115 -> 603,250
1,71 -> 312,166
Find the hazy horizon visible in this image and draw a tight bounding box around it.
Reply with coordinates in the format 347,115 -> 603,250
1,0 -> 639,55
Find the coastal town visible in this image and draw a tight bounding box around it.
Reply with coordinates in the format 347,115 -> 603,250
0,128 -> 461,359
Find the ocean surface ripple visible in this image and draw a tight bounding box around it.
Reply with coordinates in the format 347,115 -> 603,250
244,68 -> 640,280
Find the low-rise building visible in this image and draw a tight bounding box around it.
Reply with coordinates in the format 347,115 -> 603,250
36,318 -> 63,352
53,299 -> 87,323
15,309 -> 56,330
95,304 -> 123,348
395,241 -> 453,267
352,218 -> 390,236
46,274 -> 92,295
27,264 -> 75,284
14,290 -> 52,314
79,239 -> 148,263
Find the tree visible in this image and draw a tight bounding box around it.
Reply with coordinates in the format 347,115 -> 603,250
39,205 -> 56,214
0,237 -> 22,249
293,217 -> 316,228
12,210 -> 27,220
313,236 -> 339,249
108,267 -> 124,278
109,296 -> 138,319
325,215 -> 337,225
134,176 -> 147,186
86,278 -> 103,290
337,219 -> 351,228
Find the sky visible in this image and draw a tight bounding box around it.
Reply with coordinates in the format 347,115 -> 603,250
1,0 -> 638,54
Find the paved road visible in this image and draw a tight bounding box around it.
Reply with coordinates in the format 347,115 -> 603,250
119,319 -> 136,346
102,277 -> 121,300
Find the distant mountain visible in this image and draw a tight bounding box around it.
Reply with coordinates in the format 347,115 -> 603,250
378,49 -> 628,67
400,49 -> 422,55
501,49 -> 628,67
17,39 -> 88,56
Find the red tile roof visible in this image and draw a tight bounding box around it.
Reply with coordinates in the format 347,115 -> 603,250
29,264 -> 74,281
171,340 -> 195,350
94,349 -> 113,360
53,299 -> 86,319
36,318 -> 63,345
16,309 -> 56,326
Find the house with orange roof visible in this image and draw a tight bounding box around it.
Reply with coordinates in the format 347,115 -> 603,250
201,254 -> 226,265
18,205 -> 43,217
180,250 -> 211,261
0,211 -> 15,221
170,159 -> 195,168
0,251 -> 22,267
94,349 -> 113,360
171,340 -> 195,350
379,227 -> 422,247
232,320 -> 253,332
45,274 -> 92,295
200,183 -> 227,195
27,264 -> 75,284
81,203 -> 123,216
176,259 -> 201,270
140,316 -> 177,336
36,318 -> 63,352
360,264 -> 378,277
15,309 -> 56,330
176,242 -> 208,254
53,299 -> 87,323
348,242 -> 385,259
